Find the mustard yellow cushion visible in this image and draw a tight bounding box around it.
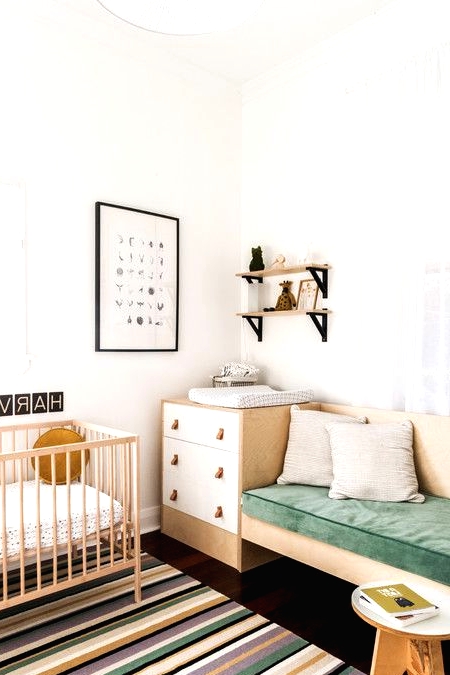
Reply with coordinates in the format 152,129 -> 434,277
32,428 -> 89,484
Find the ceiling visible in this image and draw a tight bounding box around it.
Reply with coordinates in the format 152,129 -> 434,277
48,0 -> 398,86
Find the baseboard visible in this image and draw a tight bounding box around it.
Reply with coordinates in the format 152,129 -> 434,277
140,505 -> 160,534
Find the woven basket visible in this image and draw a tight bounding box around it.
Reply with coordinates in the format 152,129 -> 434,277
212,375 -> 258,388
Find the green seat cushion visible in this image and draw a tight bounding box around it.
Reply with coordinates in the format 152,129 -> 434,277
241,484 -> 450,586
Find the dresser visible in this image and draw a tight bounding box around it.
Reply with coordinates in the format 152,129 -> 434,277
161,398 -> 301,570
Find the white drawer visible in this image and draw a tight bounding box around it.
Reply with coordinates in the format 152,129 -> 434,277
162,437 -> 239,533
163,402 -> 239,452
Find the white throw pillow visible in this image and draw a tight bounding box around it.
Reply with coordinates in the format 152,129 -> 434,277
277,407 -> 367,487
327,420 -> 425,502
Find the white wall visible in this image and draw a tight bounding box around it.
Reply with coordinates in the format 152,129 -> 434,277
1,0 -> 448,533
240,0 -> 450,407
0,1 -> 241,531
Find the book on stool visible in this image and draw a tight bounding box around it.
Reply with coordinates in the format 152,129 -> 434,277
358,582 -> 440,627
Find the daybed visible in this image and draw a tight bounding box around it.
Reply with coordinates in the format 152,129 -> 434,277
241,402 -> 450,598
0,418 -> 141,610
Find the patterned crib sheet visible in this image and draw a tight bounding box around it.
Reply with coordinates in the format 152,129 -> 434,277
0,481 -> 123,558
188,384 -> 314,408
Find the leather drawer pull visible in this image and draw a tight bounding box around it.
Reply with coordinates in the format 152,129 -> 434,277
215,467 -> 224,479
216,428 -> 224,440
171,454 -> 179,465
215,506 -> 223,518
170,489 -> 178,501
171,419 -> 179,430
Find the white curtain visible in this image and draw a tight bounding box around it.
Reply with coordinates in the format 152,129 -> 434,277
394,42 -> 450,414
338,28 -> 450,413
333,25 -> 448,412
400,254 -> 450,415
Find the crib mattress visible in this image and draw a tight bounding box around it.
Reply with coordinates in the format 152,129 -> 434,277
0,481 -> 123,558
188,385 -> 314,408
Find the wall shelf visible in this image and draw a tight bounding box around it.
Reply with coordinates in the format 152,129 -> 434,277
236,262 -> 331,342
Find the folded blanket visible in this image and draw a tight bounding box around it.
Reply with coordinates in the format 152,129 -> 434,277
188,384 -> 314,408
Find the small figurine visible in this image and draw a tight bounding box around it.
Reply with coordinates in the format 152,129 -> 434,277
269,254 -> 286,270
275,280 -> 297,311
249,246 -> 265,272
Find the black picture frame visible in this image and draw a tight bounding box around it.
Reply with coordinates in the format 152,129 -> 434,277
95,202 -> 179,352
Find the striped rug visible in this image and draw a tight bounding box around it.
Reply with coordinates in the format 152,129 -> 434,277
0,553 -> 366,675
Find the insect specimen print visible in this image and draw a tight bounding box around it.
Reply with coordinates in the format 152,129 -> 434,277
95,202 -> 178,351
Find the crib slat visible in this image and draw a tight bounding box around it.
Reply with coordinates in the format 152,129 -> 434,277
66,450 -> 73,580
35,459 -> 42,591
109,443 -> 115,560
132,437 -> 141,602
1,462 -> 7,602
51,453 -> 58,585
81,451 -> 88,576
123,442 -> 130,558
18,462 -> 26,598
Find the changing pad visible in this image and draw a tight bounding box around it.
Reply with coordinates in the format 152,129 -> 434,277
188,384 -> 314,408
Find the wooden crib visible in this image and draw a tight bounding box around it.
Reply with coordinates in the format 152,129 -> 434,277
0,419 -> 141,610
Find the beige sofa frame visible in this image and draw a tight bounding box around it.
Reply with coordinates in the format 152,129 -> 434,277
241,401 -> 450,599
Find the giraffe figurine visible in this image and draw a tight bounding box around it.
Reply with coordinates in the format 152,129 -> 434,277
275,280 -> 297,311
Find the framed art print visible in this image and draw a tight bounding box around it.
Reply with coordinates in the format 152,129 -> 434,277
95,202 -> 179,351
297,277 -> 318,311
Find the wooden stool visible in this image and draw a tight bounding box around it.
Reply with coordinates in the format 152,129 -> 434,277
352,586 -> 450,675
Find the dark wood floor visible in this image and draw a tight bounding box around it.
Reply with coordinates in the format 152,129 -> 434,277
141,531 -> 450,675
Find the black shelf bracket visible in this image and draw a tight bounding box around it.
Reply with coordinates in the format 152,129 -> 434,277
307,312 -> 328,342
306,266 -> 328,298
239,265 -> 330,343
242,275 -> 264,285
244,316 -> 263,341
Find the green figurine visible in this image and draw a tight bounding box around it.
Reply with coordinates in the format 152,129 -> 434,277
249,246 -> 265,272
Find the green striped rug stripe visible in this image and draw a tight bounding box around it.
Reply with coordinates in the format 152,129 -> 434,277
0,558 -> 184,640
0,553 -> 366,675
